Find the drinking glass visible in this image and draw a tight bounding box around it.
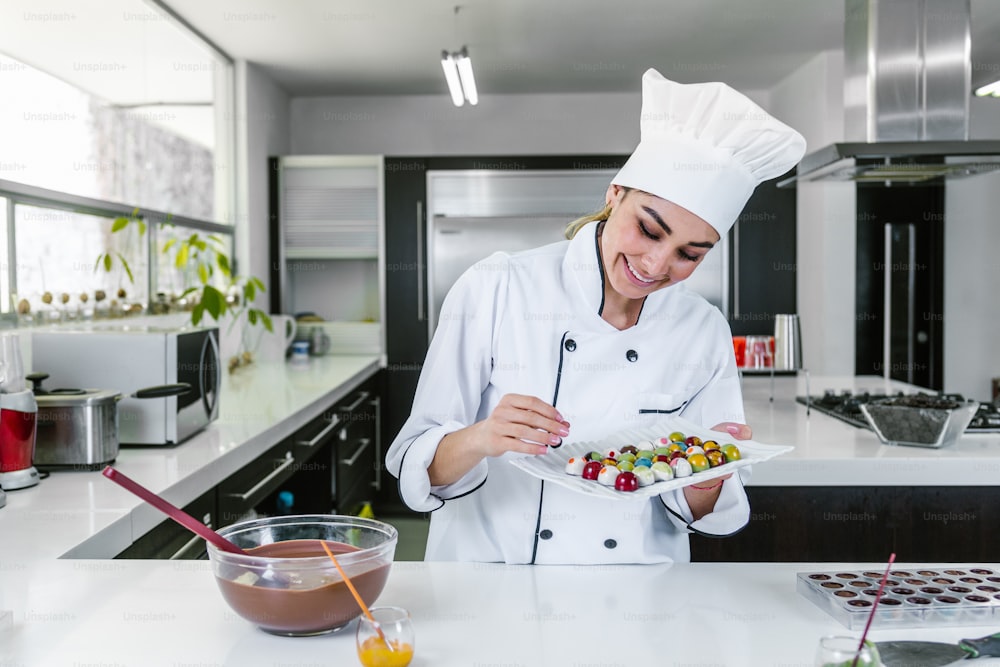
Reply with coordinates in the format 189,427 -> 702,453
745,335 -> 773,369
814,635 -> 881,667
356,606 -> 414,667
732,336 -> 746,367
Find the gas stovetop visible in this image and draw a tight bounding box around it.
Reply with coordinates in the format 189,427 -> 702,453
795,391 -> 1000,433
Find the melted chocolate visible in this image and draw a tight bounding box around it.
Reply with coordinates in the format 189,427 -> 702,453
215,540 -> 391,635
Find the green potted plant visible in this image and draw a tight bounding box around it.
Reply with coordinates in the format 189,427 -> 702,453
94,208 -> 146,318
161,229 -> 273,372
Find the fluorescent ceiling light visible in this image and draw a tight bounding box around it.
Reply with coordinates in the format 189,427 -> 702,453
455,47 -> 478,106
440,50 -> 464,107
441,46 -> 477,107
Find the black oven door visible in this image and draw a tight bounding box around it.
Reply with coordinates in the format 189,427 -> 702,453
175,328 -> 220,442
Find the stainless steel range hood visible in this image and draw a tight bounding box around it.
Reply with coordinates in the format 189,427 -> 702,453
779,0 -> 1000,187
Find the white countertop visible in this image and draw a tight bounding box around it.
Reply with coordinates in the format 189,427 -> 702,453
3,368 -> 998,568
741,374 -> 1000,486
2,559 -> 999,666
3,368 -> 1000,665
0,355 -> 381,562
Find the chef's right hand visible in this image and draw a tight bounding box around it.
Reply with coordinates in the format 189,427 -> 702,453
476,393 -> 570,457
429,394 -> 570,486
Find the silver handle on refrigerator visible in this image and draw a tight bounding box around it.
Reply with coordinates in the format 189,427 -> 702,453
732,220 -> 740,319
416,200 -> 425,322
882,223 -> 917,383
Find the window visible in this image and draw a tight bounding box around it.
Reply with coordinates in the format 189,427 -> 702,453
0,0 -> 235,321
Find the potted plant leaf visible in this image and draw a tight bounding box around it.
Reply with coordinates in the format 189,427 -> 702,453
161,228 -> 273,372
93,208 -> 146,318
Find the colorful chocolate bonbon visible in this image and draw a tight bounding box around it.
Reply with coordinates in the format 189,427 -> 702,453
562,430 -> 741,493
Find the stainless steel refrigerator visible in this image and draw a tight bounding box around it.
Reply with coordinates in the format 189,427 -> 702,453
426,169 -> 728,338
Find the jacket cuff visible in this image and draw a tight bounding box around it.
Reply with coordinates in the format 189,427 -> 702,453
659,466 -> 751,536
395,421 -> 489,512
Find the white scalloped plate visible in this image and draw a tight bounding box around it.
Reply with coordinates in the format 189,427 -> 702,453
509,415 -> 794,501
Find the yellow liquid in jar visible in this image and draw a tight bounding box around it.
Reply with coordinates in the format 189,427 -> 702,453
357,636 -> 414,667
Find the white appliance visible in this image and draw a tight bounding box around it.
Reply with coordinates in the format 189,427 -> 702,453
31,326 -> 220,446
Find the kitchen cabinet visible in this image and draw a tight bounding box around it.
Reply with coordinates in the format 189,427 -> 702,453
268,155 -> 385,356
727,169 -> 798,335
330,375 -> 381,515
690,486 -> 1000,563
216,414 -> 339,526
115,489 -> 217,560
115,373 -> 384,559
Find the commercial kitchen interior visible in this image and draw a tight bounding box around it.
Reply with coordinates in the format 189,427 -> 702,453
2,2 -> 1000,660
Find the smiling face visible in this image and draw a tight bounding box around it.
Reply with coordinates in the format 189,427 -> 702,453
598,184 -> 720,304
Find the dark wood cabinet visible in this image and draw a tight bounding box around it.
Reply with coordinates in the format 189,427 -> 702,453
690,486 -> 1000,562
116,373 -> 384,559
727,169 -> 798,336
115,489 -> 217,560
330,377 -> 380,515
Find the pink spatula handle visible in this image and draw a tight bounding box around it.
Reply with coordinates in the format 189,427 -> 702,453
102,466 -> 245,555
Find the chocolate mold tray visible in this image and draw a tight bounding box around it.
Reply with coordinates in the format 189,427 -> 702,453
797,567 -> 1000,629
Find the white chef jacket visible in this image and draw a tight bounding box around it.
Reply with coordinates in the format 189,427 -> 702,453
386,221 -> 751,564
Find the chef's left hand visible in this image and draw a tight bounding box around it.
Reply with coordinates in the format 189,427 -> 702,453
706,422 -> 752,483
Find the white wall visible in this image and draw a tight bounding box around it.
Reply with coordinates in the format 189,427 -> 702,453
289,88 -> 769,157
769,51 -> 856,377
944,97 -> 1000,399
290,92 -> 639,156
235,61 -> 290,301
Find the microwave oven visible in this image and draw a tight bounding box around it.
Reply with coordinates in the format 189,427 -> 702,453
31,326 -> 220,446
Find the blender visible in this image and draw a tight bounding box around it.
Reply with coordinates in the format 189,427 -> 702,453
0,332 -> 39,491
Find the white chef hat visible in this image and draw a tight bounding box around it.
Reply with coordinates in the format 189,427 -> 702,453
612,69 -> 806,237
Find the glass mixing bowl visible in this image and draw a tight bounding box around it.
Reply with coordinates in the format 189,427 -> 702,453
206,514 -> 398,636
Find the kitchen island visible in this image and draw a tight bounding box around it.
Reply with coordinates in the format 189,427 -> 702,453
3,365 -> 1000,665
692,373 -> 1000,562
3,557 -> 1000,666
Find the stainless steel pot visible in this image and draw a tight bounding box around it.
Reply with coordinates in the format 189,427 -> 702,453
28,374 -> 190,470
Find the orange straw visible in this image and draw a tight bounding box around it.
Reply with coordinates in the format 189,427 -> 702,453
320,540 -> 394,652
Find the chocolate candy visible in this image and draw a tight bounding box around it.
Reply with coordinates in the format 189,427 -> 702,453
669,458 -> 693,478
582,461 -> 602,480
721,443 -> 742,463
633,467 -> 655,487
597,466 -> 620,486
614,471 -> 638,492
687,453 -> 710,473
650,461 -> 674,481
705,450 -> 725,468
564,457 -> 586,476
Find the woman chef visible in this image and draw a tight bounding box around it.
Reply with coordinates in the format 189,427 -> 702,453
386,69 -> 806,564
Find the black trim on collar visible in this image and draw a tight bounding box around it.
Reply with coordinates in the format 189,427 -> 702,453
595,221 -> 606,317
594,219 -> 648,326
658,495 -> 749,539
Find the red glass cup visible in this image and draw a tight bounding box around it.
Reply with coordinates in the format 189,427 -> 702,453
732,336 -> 746,368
